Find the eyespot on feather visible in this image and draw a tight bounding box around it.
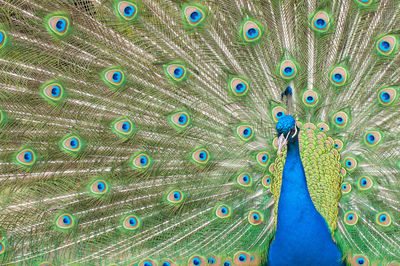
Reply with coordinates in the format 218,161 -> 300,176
363,130 -> 382,147
237,172 -> 252,187
311,11 -> 331,33
60,135 -> 83,154
344,211 -> 358,225
183,5 -> 206,26
15,148 -> 36,167
38,262 -> 53,266
358,176 -> 373,190
139,259 -> 156,266
233,252 -> 251,265
355,0 -> 374,6
131,153 -> 151,169
0,242 -> 5,254
41,82 -> 64,102
191,148 -> 209,164
376,35 -> 398,56
169,111 -> 190,130
343,156 -> 357,171
55,213 -> 75,230
160,259 -> 176,266
341,182 -> 351,194
229,77 -> 249,96
0,30 -> 7,48
122,214 -> 140,230
332,111 -> 348,127
334,139 -> 344,151
188,255 -> 205,266
206,255 -> 220,265
112,117 -> 135,138
376,212 -> 391,226
377,87 -> 398,106
302,90 -> 319,107
47,15 -> 70,36
248,211 -> 263,225
352,254 -> 369,265
103,68 -> 125,87
89,179 -> 109,196
256,151 -> 269,167
271,106 -> 286,122
216,204 -> 231,218
262,175 -> 272,189
167,189 -> 183,204
236,125 -> 254,141
279,60 -> 297,79
165,63 -> 187,81
241,20 -> 262,42
317,122 -> 329,132
329,66 -> 348,86
116,1 -> 138,20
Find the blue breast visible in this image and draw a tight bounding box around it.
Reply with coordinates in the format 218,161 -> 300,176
267,137 -> 343,266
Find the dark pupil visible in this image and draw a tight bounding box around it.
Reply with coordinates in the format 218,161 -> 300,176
307,96 -> 313,101
243,129 -> 249,135
190,11 -> 199,20
24,153 -> 30,160
320,127 -> 324,131
130,218 -> 135,225
337,117 -> 343,122
382,92 -> 390,100
71,140 -> 76,146
113,73 -> 119,81
382,41 -> 390,49
208,258 -> 215,264
284,67 -> 292,73
267,178 -> 270,183
122,123 -> 128,130
224,263 -> 230,266
262,155 -> 266,161
343,185 -> 346,189
174,193 -> 179,199
381,216 -> 386,221
56,20 -> 64,29
277,112 -> 283,117
358,259 -> 364,265
193,259 -> 200,265
236,83 -> 244,90
199,153 -> 205,159
348,215 -> 353,220
334,73 -> 342,80
140,158 -> 146,164
63,217 -> 69,223
243,176 -> 248,181
253,214 -> 258,219
144,263 -> 151,266
362,180 -> 367,185
239,256 -> 245,261
222,208 -> 226,213
174,68 -> 181,76
248,28 -> 256,35
124,6 -> 132,14
51,88 -> 58,96
179,115 -> 184,122
347,161 -> 351,166
368,135 -> 375,141
335,144 -> 338,148
316,19 -> 325,26
163,263 -> 169,266
98,183 -> 103,190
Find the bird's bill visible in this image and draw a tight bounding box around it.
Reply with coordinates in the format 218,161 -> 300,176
277,133 -> 289,154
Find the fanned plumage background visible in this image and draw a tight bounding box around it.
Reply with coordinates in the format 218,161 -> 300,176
0,0 -> 399,265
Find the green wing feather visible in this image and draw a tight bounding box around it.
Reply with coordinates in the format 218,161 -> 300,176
0,0 -> 399,265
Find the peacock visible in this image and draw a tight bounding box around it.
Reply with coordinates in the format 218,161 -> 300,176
0,0 -> 399,265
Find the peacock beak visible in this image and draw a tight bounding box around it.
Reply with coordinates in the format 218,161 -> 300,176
277,132 -> 289,154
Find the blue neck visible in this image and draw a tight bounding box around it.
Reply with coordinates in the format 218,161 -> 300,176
267,134 -> 343,265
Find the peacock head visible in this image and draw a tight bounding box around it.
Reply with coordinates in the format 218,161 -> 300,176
276,115 -> 298,153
